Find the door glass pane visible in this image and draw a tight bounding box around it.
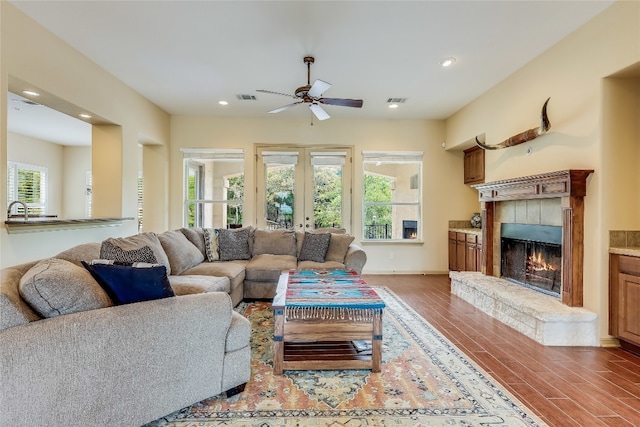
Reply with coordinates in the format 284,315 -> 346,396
265,164 -> 294,230
313,164 -> 342,228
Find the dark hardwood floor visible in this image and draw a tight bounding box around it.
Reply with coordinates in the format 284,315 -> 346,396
364,274 -> 640,427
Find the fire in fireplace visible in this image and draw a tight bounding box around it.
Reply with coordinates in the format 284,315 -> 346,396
500,223 -> 562,297
402,220 -> 418,239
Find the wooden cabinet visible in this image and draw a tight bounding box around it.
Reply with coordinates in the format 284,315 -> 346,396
449,231 -> 482,272
465,233 -> 481,272
463,146 -> 485,185
610,254 -> 640,354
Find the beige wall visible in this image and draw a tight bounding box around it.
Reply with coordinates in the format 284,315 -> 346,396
170,116 -> 478,273
62,146 -> 91,218
445,1 -> 640,342
0,2 -> 170,267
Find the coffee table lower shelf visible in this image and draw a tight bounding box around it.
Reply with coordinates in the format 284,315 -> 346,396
273,315 -> 383,374
279,341 -> 376,371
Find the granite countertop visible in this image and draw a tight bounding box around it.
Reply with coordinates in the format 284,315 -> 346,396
5,217 -> 134,225
4,217 -> 135,234
449,227 -> 483,235
609,247 -> 640,257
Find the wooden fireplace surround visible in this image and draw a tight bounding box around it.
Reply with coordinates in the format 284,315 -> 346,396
472,169 -> 593,307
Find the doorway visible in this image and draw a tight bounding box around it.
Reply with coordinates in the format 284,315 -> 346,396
255,146 -> 352,233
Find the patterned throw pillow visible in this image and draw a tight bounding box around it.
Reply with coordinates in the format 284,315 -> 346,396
203,228 -> 220,262
99,240 -> 158,265
217,228 -> 251,261
298,232 -> 331,263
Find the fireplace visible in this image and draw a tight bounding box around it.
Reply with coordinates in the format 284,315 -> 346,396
402,220 -> 417,239
501,223 -> 562,297
472,169 -> 594,307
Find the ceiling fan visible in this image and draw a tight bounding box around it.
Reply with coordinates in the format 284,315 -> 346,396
257,56 -> 363,121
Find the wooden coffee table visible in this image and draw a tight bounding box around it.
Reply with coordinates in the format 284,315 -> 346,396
272,270 -> 385,375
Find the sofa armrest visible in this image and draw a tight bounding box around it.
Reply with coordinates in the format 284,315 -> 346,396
344,243 -> 367,274
0,292 -> 235,427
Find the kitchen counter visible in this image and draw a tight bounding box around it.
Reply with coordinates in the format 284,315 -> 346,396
449,227 -> 482,235
4,217 -> 135,233
609,247 -> 640,257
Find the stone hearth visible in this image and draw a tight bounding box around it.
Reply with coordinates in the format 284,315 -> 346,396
450,271 -> 598,346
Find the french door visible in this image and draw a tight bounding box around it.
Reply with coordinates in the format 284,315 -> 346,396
255,146 -> 352,233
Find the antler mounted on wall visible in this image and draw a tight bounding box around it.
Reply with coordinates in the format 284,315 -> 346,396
475,97 -> 551,150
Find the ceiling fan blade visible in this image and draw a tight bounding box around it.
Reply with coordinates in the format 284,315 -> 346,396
320,98 -> 364,108
308,79 -> 332,98
257,89 -> 297,99
268,102 -> 302,114
309,103 -> 330,121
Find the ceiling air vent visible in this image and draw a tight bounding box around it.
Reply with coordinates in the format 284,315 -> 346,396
12,98 -> 41,106
236,94 -> 257,101
387,98 -> 407,104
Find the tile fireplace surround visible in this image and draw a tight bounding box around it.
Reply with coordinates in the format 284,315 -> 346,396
450,170 -> 599,346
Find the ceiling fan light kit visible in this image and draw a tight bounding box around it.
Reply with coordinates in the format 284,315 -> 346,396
257,56 -> 363,122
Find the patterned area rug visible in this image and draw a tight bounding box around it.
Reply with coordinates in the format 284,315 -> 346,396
146,287 -> 547,426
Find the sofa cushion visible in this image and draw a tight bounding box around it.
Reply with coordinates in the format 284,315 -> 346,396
55,242 -> 101,266
325,234 -> 356,263
101,233 -> 171,275
181,261 -> 247,284
297,260 -> 347,271
252,229 -> 297,256
1,263 -> 47,329
100,241 -> 158,264
245,254 -> 298,282
298,232 -> 331,262
19,258 -> 112,318
180,227 -> 206,257
158,230 -> 205,275
169,275 -> 230,295
203,228 -> 220,262
315,227 -> 347,234
218,228 -> 251,261
82,262 -> 174,305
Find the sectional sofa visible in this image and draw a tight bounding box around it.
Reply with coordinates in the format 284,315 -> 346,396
0,226 -> 366,427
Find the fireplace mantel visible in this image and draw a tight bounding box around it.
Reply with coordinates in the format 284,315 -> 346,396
473,169 -> 593,202
472,169 -> 594,307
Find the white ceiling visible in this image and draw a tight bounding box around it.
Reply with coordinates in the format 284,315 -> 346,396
8,0 -> 615,145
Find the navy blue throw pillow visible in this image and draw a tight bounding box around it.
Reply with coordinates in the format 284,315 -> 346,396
82,261 -> 174,305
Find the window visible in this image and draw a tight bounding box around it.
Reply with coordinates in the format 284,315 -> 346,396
181,149 -> 244,228
6,162 -> 48,215
362,151 -> 422,241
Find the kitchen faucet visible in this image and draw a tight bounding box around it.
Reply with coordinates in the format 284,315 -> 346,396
7,200 -> 28,220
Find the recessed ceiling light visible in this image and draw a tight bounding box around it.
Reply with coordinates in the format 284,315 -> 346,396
440,57 -> 456,67
388,104 -> 399,109
22,90 -> 40,97
219,100 -> 228,106
79,113 -> 92,119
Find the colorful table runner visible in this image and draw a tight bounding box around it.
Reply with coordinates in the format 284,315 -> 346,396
283,270 -> 385,321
